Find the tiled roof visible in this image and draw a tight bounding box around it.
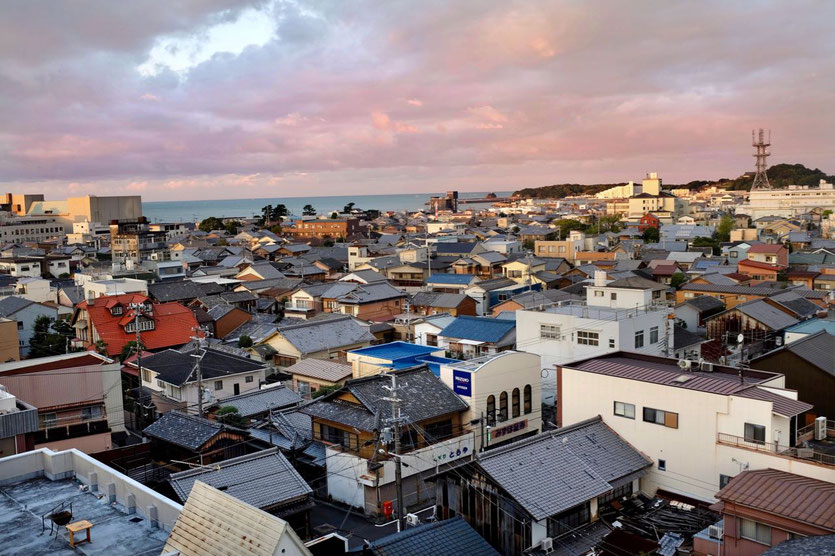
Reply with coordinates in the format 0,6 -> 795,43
336,282 -> 405,304
682,295 -> 725,312
606,276 -> 667,291
169,448 -> 312,511
672,325 -> 706,350
476,417 -> 652,520
77,294 -> 199,357
410,292 -> 469,308
283,358 -> 352,383
435,242 -> 477,254
715,469 -> 835,531
762,535 -> 835,555
216,385 -> 301,417
141,347 -> 265,386
781,330 -> 835,374
143,410 -> 244,451
767,291 -> 820,319
275,316 -> 375,354
0,295 -> 34,316
747,244 -> 784,254
366,516 -> 498,556
734,299 -> 800,331
302,367 -> 468,431
439,315 -> 516,344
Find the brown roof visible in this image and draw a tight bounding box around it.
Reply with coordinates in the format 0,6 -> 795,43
715,469 -> 835,531
735,386 -> 813,418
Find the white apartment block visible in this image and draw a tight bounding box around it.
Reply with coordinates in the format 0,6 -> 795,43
516,272 -> 672,405
0,217 -> 66,243
559,353 -> 835,503
739,180 -> 835,220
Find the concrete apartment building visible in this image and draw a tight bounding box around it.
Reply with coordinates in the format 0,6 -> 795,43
285,218 -> 359,240
516,272 -> 672,405
558,352 -> 834,504
439,351 -> 542,451
22,194 -> 142,232
110,217 -> 169,269
0,216 -> 66,243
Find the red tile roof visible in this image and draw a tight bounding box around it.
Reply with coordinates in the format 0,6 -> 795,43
748,244 -> 785,254
738,259 -> 784,271
78,294 -> 200,356
715,469 -> 835,531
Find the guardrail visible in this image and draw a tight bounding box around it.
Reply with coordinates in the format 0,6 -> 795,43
717,432 -> 835,466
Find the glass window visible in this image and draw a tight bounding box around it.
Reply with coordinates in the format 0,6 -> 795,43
487,395 -> 496,426
614,401 -> 635,419
42,413 -> 58,428
499,392 -> 508,422
719,474 -> 734,489
540,324 -> 560,339
245,376 -> 254,383
611,293 -> 617,300
744,423 -> 766,444
740,519 -> 771,546
658,459 -> 666,471
609,338 -> 615,348
523,385 -> 532,414
635,330 -> 645,348
650,326 -> 659,344
512,388 -> 520,418
643,407 -> 678,428
594,290 -> 604,297
214,380 -> 223,391
577,331 -> 599,346
81,406 -> 102,421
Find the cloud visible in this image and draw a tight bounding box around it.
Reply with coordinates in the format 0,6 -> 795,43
0,0 -> 833,200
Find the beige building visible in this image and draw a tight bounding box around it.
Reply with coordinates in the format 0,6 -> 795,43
16,194 -> 142,232
0,193 -> 44,215
440,351 -> 542,451
0,319 -> 20,362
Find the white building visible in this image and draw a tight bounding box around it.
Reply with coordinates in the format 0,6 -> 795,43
559,353 -> 834,502
516,272 -> 672,405
0,216 -> 66,243
739,180 -> 835,220
439,351 -> 542,451
81,277 -> 148,302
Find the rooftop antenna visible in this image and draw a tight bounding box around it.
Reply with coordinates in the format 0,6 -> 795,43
751,129 -> 772,190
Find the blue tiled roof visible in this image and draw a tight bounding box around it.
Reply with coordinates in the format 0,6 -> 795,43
784,318 -> 835,336
426,273 -> 477,285
439,315 -> 516,343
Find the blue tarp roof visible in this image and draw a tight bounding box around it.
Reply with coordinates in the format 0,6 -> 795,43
349,341 -> 438,361
439,315 -> 516,343
426,273 -> 477,285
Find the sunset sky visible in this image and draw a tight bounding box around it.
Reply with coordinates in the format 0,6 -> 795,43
1,1 -> 833,201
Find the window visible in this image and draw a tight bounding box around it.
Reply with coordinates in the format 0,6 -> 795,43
214,380 -> 223,391
594,290 -> 604,297
42,413 -> 57,428
499,391 -> 508,422
424,419 -> 453,442
730,250 -> 738,258
577,331 -> 599,346
634,329 -> 645,348
744,423 -> 766,444
643,407 -> 678,428
609,338 -> 615,348
512,388 -> 520,418
142,369 -> 151,383
650,326 -> 659,344
523,385 -> 532,414
156,379 -> 164,388
497,293 -> 510,302
17,321 -> 23,330
611,293 -> 617,300
317,423 -> 359,451
540,324 -> 560,339
297,381 -> 311,398
245,375 -> 254,383
614,401 -> 635,419
486,395 -> 496,426
274,355 -> 297,367
658,459 -> 666,471
719,474 -> 734,489
547,502 -> 590,538
741,519 -> 771,546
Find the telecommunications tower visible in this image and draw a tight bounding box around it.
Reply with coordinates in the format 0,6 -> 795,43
751,129 -> 771,190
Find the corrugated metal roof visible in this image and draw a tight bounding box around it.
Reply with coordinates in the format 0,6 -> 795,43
439,315 -> 516,344
735,299 -> 800,330
426,273 -> 478,285
716,469 -> 835,531
735,386 -> 813,417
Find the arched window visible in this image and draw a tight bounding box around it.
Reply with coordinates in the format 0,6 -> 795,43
524,385 -> 532,414
512,388 -> 520,418
486,395 -> 496,426
499,392 -> 508,422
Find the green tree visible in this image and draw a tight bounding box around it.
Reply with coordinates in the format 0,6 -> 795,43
198,216 -> 224,232
28,316 -> 80,358
224,220 -> 241,235
670,273 -> 688,289
312,384 -> 341,399
237,335 -> 253,348
303,204 -> 316,216
216,406 -> 247,427
271,204 -> 288,221
343,202 -> 355,213
330,212 -> 339,219
261,205 -> 273,224
641,226 -> 660,243
716,214 -> 734,243
552,219 -> 586,237
120,340 -> 145,362
269,224 -> 282,235
692,236 -> 720,255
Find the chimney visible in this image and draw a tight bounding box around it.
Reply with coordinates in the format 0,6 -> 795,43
594,270 -> 607,287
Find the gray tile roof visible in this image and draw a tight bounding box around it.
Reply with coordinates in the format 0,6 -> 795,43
302,367 -> 468,431
216,385 -> 301,417
367,516 -> 498,556
276,315 -> 375,354
778,330 -> 835,375
168,448 -> 312,511
284,358 -> 352,382
683,295 -> 725,312
0,295 -> 34,316
336,282 -> 405,304
143,411 -> 244,451
673,325 -> 706,351
734,299 -> 800,331
767,291 -> 820,319
141,347 -> 266,386
476,417 -> 652,520
410,292 -> 469,309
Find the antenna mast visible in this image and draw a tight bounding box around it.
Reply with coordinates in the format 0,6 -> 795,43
751,129 -> 772,190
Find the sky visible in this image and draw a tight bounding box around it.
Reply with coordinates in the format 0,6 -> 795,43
1,0 -> 834,202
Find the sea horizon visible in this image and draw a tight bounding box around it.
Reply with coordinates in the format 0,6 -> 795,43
142,190 -> 514,223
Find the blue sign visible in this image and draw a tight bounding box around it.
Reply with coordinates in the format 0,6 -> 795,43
452,370 -> 472,397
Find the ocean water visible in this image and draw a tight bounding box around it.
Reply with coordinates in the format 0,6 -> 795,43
143,191 -> 513,223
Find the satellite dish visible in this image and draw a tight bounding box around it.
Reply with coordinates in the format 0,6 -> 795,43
737,334 -> 744,344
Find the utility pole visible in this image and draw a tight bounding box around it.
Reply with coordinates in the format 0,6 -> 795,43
383,373 -> 407,529
191,327 -> 207,418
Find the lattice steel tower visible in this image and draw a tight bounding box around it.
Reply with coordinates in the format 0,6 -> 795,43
751,128 -> 771,190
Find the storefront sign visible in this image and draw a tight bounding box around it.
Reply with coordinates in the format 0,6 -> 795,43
452,369 -> 472,397
492,419 -> 528,440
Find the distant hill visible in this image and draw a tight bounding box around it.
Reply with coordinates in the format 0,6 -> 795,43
513,163 -> 834,198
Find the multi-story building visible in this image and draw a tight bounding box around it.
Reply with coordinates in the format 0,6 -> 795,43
558,352 -> 834,503
24,194 -> 142,232
284,218 -> 359,240
0,216 -> 66,243
739,180 -> 835,220
439,351 -> 542,451
110,217 -> 169,270
516,272 -> 672,405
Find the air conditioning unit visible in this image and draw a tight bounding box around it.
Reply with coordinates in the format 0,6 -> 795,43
539,537 -> 554,554
797,448 -> 814,459
708,525 -> 723,539
405,513 -> 420,527
700,361 -> 714,373
815,416 -> 827,441
678,359 -> 692,370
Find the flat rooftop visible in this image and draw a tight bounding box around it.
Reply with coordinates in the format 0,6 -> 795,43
0,477 -> 168,555
349,341 -> 439,360
534,300 -> 668,321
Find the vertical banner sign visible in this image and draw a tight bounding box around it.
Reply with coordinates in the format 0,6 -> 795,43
452,370 -> 472,397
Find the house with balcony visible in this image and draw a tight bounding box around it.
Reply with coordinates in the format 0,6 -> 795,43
515,271 -> 673,406
300,366 -> 471,516
0,351 -> 124,453
71,293 -> 199,358
558,352 -> 834,504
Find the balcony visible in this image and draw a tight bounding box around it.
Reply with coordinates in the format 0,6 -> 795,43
717,432 -> 835,466
528,299 -> 672,321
